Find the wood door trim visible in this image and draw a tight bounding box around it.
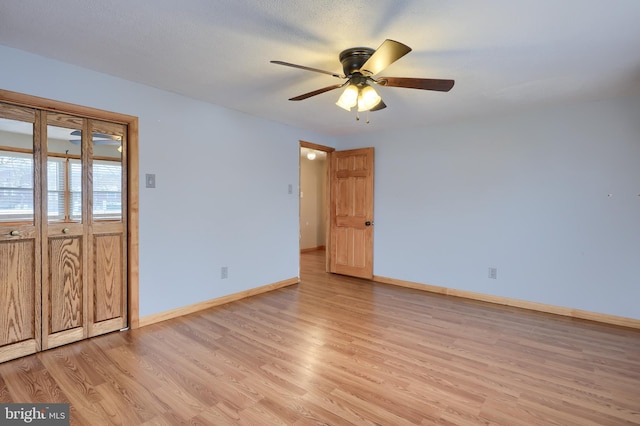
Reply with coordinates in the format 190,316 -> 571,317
0,89 -> 140,330
300,140 -> 335,153
0,90 -> 137,124
33,110 -> 43,352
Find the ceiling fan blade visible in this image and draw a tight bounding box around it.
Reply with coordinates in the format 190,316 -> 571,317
68,139 -> 121,145
289,83 -> 346,101
359,39 -> 412,76
376,77 -> 455,92
369,100 -> 386,112
271,61 -> 345,79
69,130 -> 121,140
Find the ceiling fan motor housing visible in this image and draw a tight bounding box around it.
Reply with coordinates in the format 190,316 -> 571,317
339,47 -> 374,77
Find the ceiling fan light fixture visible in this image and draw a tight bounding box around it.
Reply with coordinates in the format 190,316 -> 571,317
357,85 -> 382,112
272,39 -> 454,116
336,84 -> 359,111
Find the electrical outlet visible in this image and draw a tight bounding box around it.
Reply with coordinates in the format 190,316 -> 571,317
488,267 -> 497,279
288,184 -> 293,194
221,266 -> 228,279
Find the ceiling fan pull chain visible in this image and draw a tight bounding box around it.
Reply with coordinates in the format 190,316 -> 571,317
366,111 -> 370,124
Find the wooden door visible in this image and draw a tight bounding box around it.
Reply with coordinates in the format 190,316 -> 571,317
42,114 -> 128,349
88,120 -> 128,337
0,92 -> 133,363
330,147 -> 374,279
0,103 -> 42,363
42,113 -> 88,349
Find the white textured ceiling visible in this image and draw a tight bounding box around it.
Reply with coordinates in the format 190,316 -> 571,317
1,0 -> 640,136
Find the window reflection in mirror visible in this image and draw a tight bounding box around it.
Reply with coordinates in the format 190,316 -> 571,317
47,125 -> 82,223
92,131 -> 122,221
0,117 -> 35,223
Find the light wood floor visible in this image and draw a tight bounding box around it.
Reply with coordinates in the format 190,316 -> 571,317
1,250 -> 639,425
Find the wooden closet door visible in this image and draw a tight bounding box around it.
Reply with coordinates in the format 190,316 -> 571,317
0,97 -> 130,362
39,114 -> 128,350
88,120 -> 128,337
0,104 -> 42,362
42,113 -> 88,349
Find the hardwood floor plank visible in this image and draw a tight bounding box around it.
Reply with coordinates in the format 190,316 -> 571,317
38,346 -> 102,404
289,394 -> 359,426
0,374 -> 10,402
0,250 -> 639,424
2,356 -> 67,404
37,347 -> 113,425
299,387 -> 385,425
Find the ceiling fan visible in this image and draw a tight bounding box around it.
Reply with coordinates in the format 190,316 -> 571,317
68,130 -> 121,145
271,39 -> 454,115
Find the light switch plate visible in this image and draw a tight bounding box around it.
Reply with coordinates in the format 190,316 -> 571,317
488,267 -> 497,279
145,173 -> 156,188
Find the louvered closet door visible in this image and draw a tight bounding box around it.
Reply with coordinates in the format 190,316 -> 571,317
0,103 -> 42,363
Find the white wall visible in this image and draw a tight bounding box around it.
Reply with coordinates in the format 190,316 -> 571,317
336,96 -> 640,320
3,44 -> 638,321
0,45 -> 336,317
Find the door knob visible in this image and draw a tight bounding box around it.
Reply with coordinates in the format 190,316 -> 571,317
365,221 -> 373,226
62,228 -> 70,234
10,230 -> 20,236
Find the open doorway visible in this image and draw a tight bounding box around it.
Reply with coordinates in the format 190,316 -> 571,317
299,141 -> 334,272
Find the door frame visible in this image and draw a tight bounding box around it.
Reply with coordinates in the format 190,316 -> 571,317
0,89 -> 140,329
299,140 -> 334,272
